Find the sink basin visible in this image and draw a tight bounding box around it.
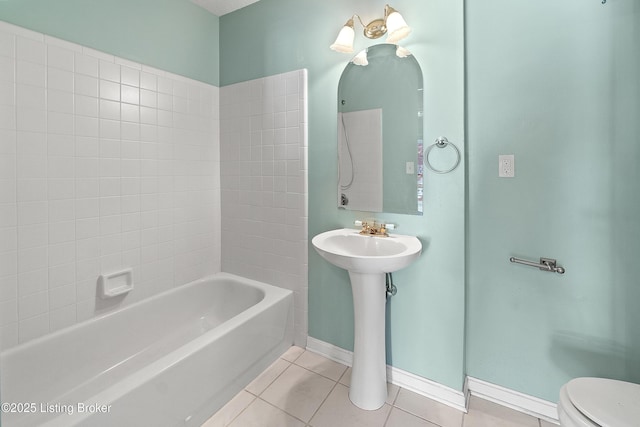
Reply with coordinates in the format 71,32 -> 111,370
311,228 -> 422,274
312,228 -> 422,410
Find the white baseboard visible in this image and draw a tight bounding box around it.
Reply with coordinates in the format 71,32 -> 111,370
306,337 -> 467,412
465,377 -> 559,424
306,337 -> 559,424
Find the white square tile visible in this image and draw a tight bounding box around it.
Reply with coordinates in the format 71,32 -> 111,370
0,251 -> 17,278
17,84 -> 45,109
48,179 -> 75,200
122,85 -> 139,105
100,79 -> 120,101
99,60 -> 120,83
49,304 -> 76,331
47,45 -> 74,71
18,290 -> 48,319
47,111 -> 74,135
75,94 -> 98,117
75,74 -> 98,97
0,104 -> 16,130
75,53 -> 98,77
0,227 -> 16,253
48,156 -> 74,179
140,89 -> 157,108
49,220 -> 75,244
48,90 -> 74,114
48,242 -> 75,267
48,262 -> 75,288
18,223 -> 47,249
17,268 -> 47,297
17,178 -> 46,202
18,312 -> 48,342
75,198 -> 99,219
121,67 -> 140,88
47,68 -> 73,92
99,119 -> 120,140
75,116 -> 99,137
0,299 -> 18,326
0,129 -> 16,155
0,275 -> 18,302
16,107 -> 46,132
49,283 -> 75,309
16,37 -> 45,64
46,200 -> 72,223
121,103 -> 139,123
0,56 -> 14,84
0,31 -> 15,58
47,134 -> 74,157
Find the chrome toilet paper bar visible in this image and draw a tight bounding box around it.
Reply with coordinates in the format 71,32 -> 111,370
509,257 -> 565,274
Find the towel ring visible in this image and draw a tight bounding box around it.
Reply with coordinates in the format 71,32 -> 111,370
425,137 -> 461,174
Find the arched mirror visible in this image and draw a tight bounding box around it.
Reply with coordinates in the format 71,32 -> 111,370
337,43 -> 423,215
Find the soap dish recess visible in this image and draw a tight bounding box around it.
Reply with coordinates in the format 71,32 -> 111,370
99,268 -> 133,299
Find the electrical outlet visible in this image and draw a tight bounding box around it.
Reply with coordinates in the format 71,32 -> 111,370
499,154 -> 515,178
406,161 -> 414,175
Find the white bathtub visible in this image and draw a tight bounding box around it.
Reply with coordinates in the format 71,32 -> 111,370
0,273 -> 294,427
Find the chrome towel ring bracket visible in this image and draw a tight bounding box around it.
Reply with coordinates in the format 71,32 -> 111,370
424,136 -> 461,174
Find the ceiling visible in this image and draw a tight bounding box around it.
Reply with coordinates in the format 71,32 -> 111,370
190,0 -> 261,16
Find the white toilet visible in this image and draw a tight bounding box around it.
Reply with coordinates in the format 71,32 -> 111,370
558,377 -> 640,427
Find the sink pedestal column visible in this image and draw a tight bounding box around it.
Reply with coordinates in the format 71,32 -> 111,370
348,271 -> 387,410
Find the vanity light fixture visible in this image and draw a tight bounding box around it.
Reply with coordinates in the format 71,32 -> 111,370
330,4 -> 411,53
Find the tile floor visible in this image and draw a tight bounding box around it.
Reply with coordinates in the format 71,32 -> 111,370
202,346 -> 559,427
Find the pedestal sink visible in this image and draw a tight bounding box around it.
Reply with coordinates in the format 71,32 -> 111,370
311,228 -> 422,410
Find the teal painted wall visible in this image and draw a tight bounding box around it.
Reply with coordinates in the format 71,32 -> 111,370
0,0 -> 219,85
222,0 -> 466,390
467,0 -> 640,401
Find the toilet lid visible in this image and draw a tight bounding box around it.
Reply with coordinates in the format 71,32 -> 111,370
566,378 -> 640,427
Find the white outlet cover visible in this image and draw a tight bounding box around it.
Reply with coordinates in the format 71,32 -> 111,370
499,154 -> 515,178
406,161 -> 414,175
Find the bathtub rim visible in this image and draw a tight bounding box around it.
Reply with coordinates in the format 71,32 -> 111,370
0,272 -> 289,358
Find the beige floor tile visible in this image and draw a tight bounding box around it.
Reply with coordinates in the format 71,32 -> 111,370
338,367 -> 400,405
309,383 -> 391,427
281,345 -> 305,362
385,407 -> 440,427
245,358 -> 291,396
463,397 -> 539,427
539,419 -> 559,426
201,390 -> 255,427
260,363 -> 336,422
338,366 -> 351,386
228,398 -> 305,427
394,388 -> 464,427
294,350 -> 348,381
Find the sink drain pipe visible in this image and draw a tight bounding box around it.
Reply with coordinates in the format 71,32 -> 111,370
386,273 -> 397,300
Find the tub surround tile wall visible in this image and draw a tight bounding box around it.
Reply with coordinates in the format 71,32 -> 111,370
220,70 -> 308,347
0,21 -> 221,350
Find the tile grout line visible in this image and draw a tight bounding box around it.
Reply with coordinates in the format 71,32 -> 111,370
303,370 -> 340,427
